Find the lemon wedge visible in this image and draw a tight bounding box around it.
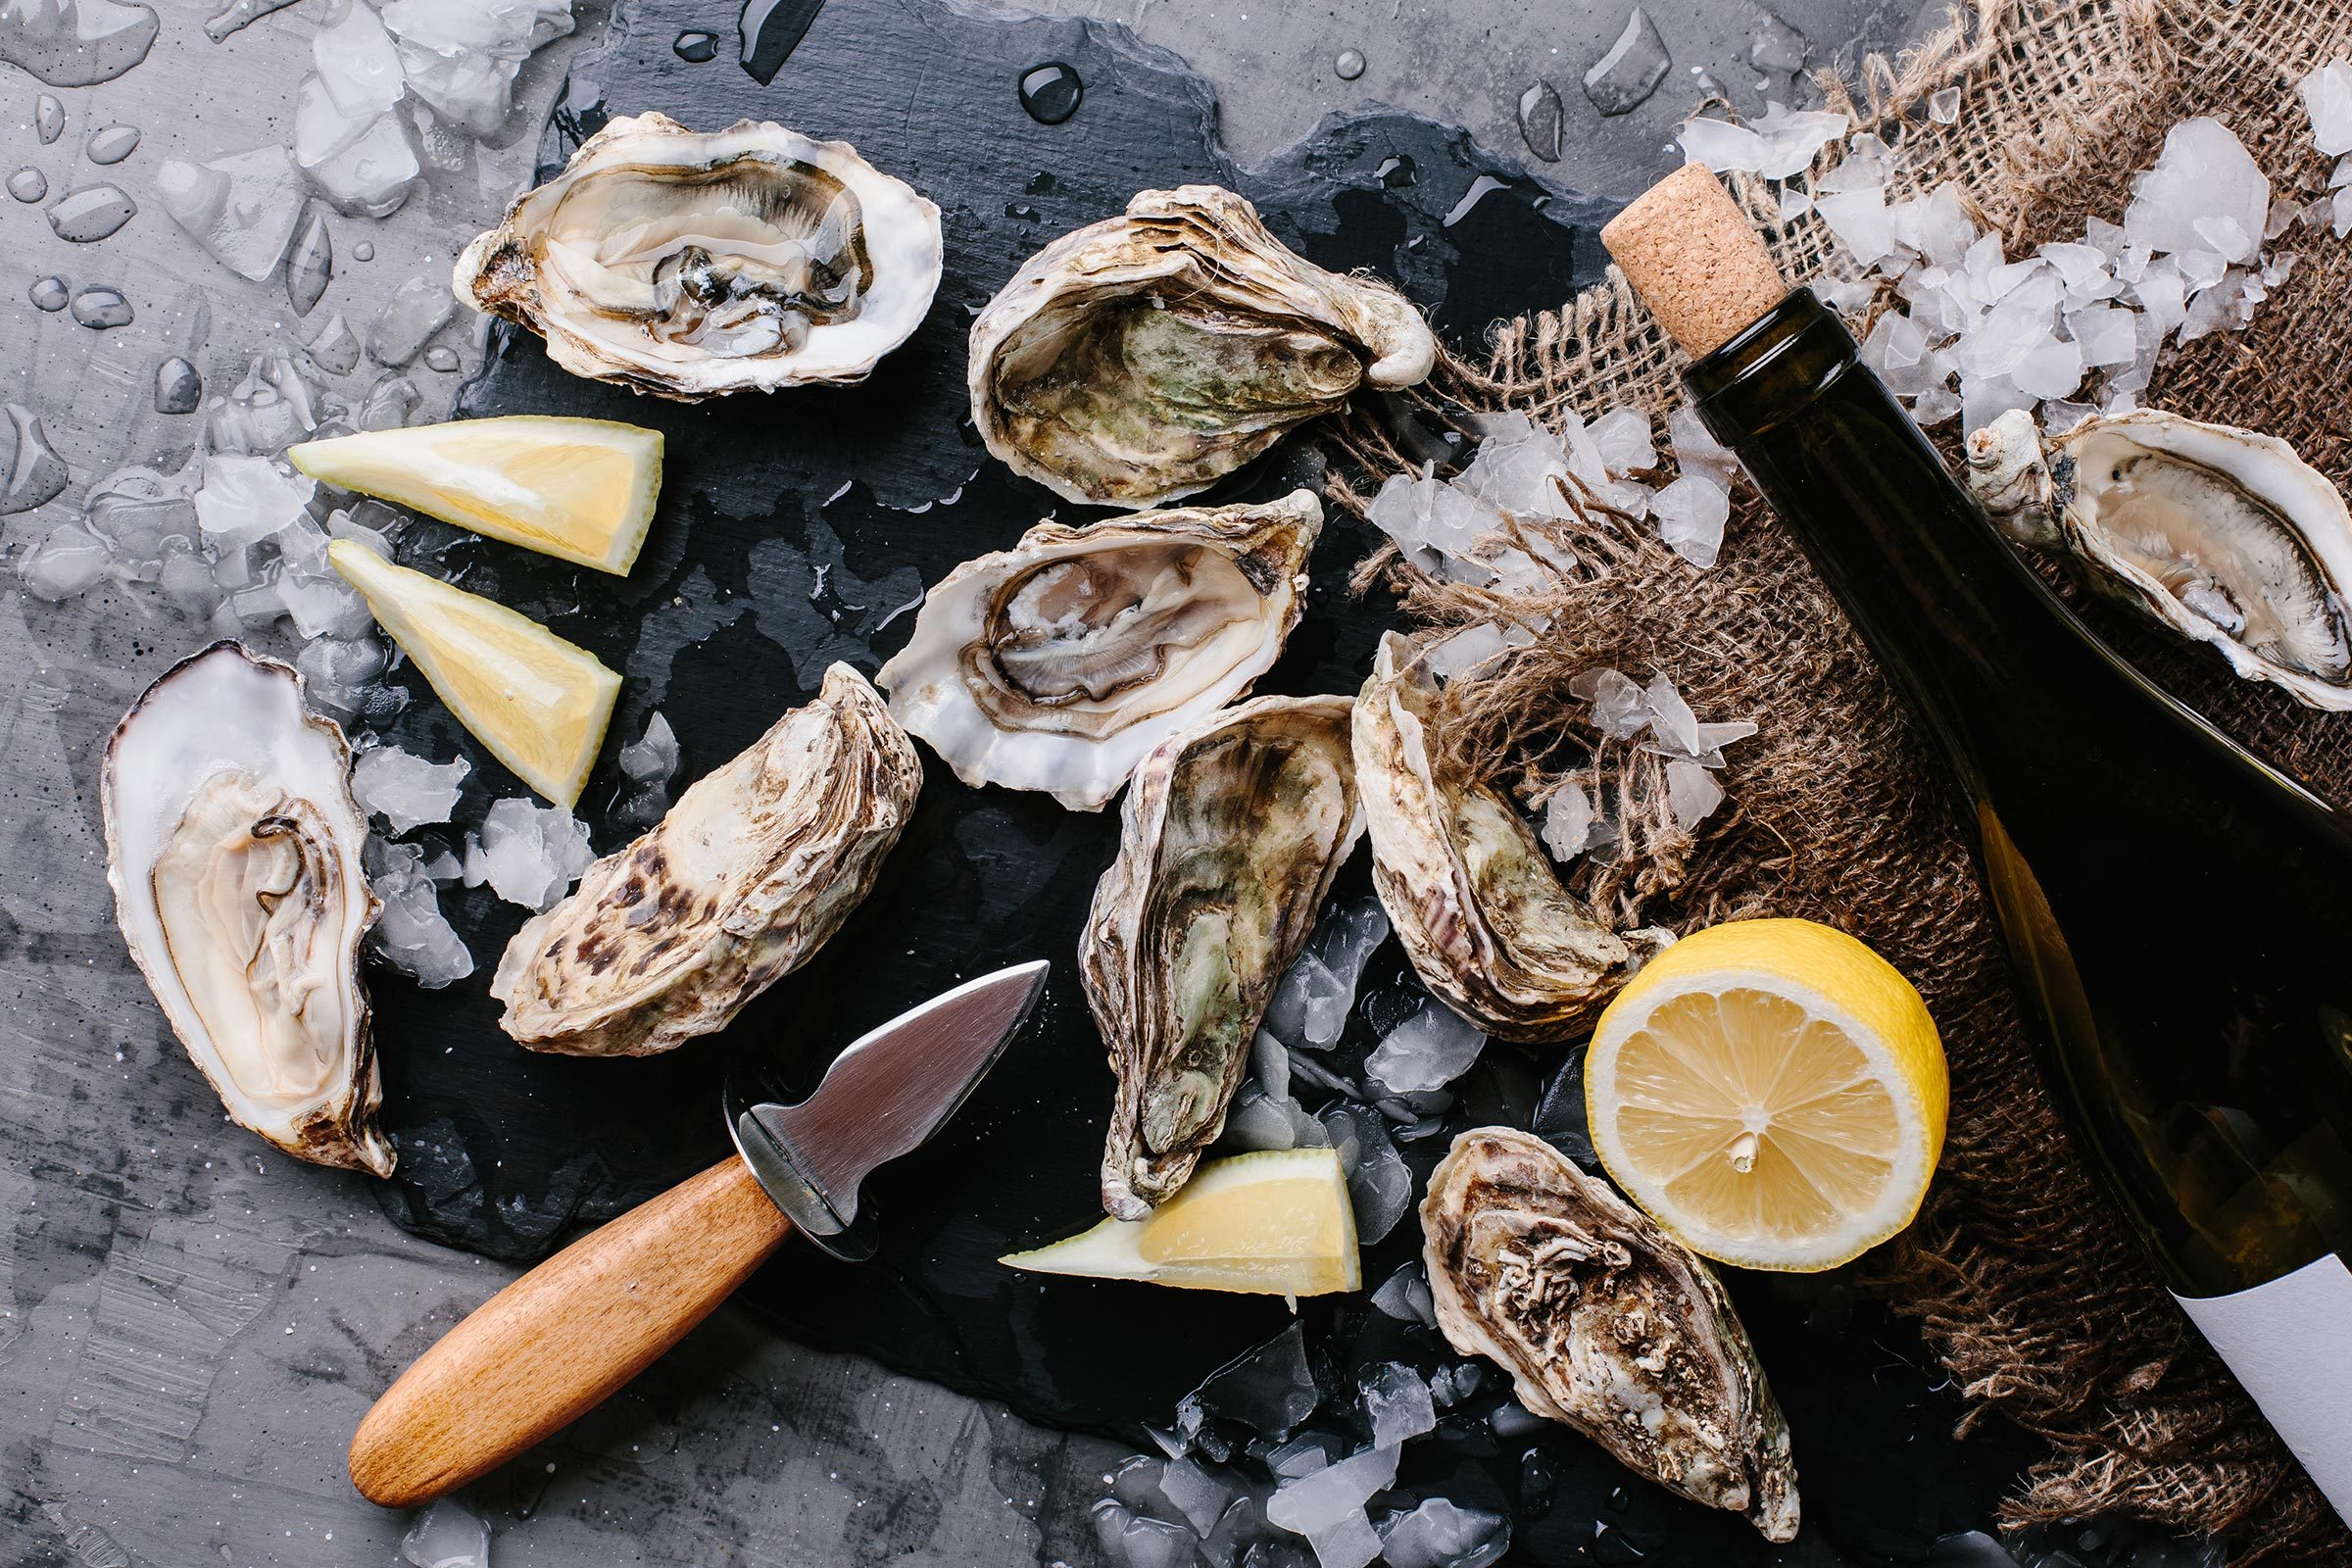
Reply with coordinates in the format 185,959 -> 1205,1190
291,416 -> 662,574
1002,1149 -> 1361,1297
328,540 -> 620,808
1585,917 -> 1947,1272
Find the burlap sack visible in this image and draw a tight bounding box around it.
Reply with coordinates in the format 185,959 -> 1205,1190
1336,0 -> 2352,1557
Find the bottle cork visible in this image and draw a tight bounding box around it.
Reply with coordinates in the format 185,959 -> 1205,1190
1600,164 -> 1789,359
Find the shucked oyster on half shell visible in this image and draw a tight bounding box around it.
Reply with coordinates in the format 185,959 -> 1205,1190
103,642 -> 392,1176
877,490 -> 1321,811
1085,695 -> 1363,1219
1967,407 -> 2352,710
1423,1127 -> 1799,1541
457,112 -> 944,400
491,664 -> 920,1056
1353,633 -> 1671,1044
968,185 -> 1438,508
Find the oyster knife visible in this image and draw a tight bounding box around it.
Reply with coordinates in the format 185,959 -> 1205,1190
348,961 -> 1049,1509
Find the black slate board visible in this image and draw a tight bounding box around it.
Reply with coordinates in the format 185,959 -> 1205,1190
363,0 -> 2046,1556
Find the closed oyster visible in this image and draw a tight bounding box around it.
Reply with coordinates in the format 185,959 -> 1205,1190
1352,634 -> 1670,1043
456,112 -> 943,399
1966,407 -> 2352,710
491,664 -> 919,1056
103,643 -> 392,1176
968,185 -> 1437,507
1423,1127 -> 1798,1541
1086,695 -> 1363,1218
877,490 -> 1320,811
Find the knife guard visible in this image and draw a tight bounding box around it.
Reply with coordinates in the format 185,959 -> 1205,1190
348,1155 -> 792,1507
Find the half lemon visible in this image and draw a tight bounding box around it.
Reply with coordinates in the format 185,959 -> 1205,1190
1002,1149 -> 1361,1297
1585,917 -> 1946,1272
329,540 -> 620,809
291,416 -> 662,575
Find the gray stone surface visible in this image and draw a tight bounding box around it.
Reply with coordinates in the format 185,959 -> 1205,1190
0,0 -> 1934,1563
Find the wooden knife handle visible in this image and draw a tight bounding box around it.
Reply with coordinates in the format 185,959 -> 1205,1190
349,1155 -> 792,1507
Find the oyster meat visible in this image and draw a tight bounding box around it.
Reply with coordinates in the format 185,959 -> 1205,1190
103,642 -> 392,1176
1085,695 -> 1363,1218
968,185 -> 1438,507
1967,407 -> 2352,710
877,490 -> 1320,811
1353,633 -> 1670,1043
456,112 -> 944,399
491,664 -> 920,1056
1423,1127 -> 1799,1541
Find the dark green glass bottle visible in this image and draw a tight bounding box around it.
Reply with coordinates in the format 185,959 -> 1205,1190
1686,286 -> 2352,1516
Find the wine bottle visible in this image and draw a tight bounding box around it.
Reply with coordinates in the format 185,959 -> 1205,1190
1602,166 -> 2352,1519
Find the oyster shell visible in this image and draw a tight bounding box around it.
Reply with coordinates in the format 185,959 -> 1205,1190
456,112 -> 944,399
877,490 -> 1320,811
1352,633 -> 1670,1043
102,642 -> 392,1176
968,185 -> 1437,507
1967,407 -> 2352,710
1423,1126 -> 1799,1541
491,664 -> 920,1056
1085,695 -> 1364,1218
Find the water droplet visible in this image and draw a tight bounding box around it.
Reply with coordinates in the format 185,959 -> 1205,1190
1748,7 -> 1808,74
1017,62 -> 1082,125
422,344 -> 461,372
7,166 -> 45,202
202,0 -> 301,41
1582,7 -> 1671,117
1375,154 -> 1417,189
286,209 -> 332,317
739,0 -> 824,85
70,285 -> 132,329
352,239 -> 374,262
1024,171 -> 1056,195
1516,80 -> 1564,163
47,183 -> 137,242
154,356 -> 202,415
34,93 -> 64,143
672,28 -> 718,62
28,275 -> 70,312
0,404 -> 69,514
1004,200 -> 1039,221
84,122 -> 139,164
2,2 -> 157,88
1443,173 -> 1509,228
1334,48 -> 1365,81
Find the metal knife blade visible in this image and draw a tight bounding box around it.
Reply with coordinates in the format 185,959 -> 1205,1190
725,960 -> 1048,1260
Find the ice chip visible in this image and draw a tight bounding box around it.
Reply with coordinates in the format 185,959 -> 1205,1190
1265,951 -> 1351,1050
1320,1102 -> 1413,1243
1665,758 -> 1727,829
2298,60 -> 2352,157
1157,1455 -> 1238,1537
2010,335 -> 2083,401
354,746 -> 469,833
317,0 -> 405,118
1197,1322 -> 1322,1439
1747,101 -> 1847,179
2065,304 -> 2137,368
1266,1442 -> 1401,1538
1815,186 -> 1898,268
1642,672 -> 1702,755
1588,407 -> 1655,473
1540,781 -> 1594,862
1358,1362 -> 1437,1448
1652,474 -> 1730,567
1667,404 -> 1740,489
1677,115 -> 1765,173
1379,1499 -> 1511,1568
400,1497 -> 489,1568
154,146 -> 307,282
2122,117 -> 2269,263
1366,998 -> 1487,1095
193,455 -> 316,547
1223,1082 -> 1302,1152
1928,86 -> 1961,124
1422,621 -> 1513,678
1890,183 -> 1977,269
370,276 -> 457,367
383,0 -> 575,137
367,839 -> 474,988
476,796 -> 593,911
617,710 -> 680,783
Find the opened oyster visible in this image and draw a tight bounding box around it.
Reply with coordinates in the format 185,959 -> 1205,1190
969,185 -> 1438,507
1967,408 -> 2352,710
1424,1127 -> 1799,1540
1353,634 -> 1670,1043
492,664 -> 920,1056
456,112 -> 944,399
1086,695 -> 1363,1218
103,643 -> 392,1176
877,490 -> 1320,811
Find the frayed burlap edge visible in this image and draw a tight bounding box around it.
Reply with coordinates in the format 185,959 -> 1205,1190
1329,0 -> 2352,1559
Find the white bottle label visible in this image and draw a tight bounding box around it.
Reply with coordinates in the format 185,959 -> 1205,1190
2175,1253 -> 2352,1521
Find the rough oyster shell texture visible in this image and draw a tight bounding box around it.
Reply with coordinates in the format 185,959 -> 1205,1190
491,664 -> 920,1056
102,642 -> 392,1176
876,490 -> 1321,811
1423,1126 -> 1799,1541
1085,695 -> 1364,1219
1352,633 -> 1671,1043
456,111 -> 944,399
968,184 -> 1438,507
1966,407 -> 2352,710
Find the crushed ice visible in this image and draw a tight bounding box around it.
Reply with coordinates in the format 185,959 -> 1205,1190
464,797 -> 594,911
